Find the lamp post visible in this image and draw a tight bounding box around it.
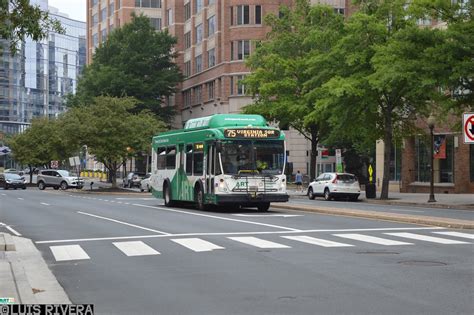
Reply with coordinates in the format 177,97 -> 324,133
427,114 -> 436,203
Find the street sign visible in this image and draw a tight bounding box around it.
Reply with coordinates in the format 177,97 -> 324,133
463,113 -> 474,144
368,164 -> 374,183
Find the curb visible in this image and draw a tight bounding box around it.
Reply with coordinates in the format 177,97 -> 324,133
272,204 -> 474,229
0,233 -> 16,251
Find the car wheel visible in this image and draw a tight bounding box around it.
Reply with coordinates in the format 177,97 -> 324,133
350,195 -> 359,202
77,186 -> 83,190
14,187 -> 17,190
22,186 -> 26,190
257,202 -> 270,212
53,186 -> 59,190
324,188 -> 331,201
195,187 -> 206,211
147,185 -> 151,193
60,181 -> 68,190
140,187 -> 144,192
163,184 -> 174,207
308,187 -> 316,200
38,181 -> 46,190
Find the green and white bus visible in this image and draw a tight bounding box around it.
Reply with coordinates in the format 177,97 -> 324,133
150,114 -> 289,211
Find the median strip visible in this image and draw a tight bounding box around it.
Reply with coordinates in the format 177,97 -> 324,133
272,204 -> 474,229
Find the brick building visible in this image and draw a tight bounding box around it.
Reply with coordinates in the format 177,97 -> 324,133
86,0 -> 349,175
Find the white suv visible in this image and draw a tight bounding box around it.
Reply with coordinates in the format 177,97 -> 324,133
37,170 -> 84,190
307,173 -> 360,201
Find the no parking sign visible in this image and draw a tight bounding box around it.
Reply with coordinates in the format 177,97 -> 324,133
463,113 -> 474,144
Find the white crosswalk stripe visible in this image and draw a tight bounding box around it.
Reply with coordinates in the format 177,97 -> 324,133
113,241 -> 160,256
228,237 -> 290,249
333,234 -> 413,246
385,233 -> 470,244
50,245 -> 90,261
171,238 -> 224,252
281,235 -> 353,247
432,231 -> 474,240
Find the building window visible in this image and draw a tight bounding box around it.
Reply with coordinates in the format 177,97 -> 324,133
183,90 -> 191,107
195,24 -> 203,43
92,33 -> 99,47
208,48 -> 215,67
230,7 -> 233,26
135,0 -> 161,8
101,8 -> 106,22
92,0 -> 98,6
255,5 -> 262,24
235,40 -> 250,60
194,85 -> 202,104
209,0 -> 215,5
195,54 -> 202,73
184,3 -> 191,21
109,3 -> 114,15
389,144 -> 402,181
101,29 -> 107,42
237,5 -> 250,25
334,8 -> 345,15
415,136 -> 430,182
167,9 -> 173,25
184,32 -> 191,49
150,18 -> 162,30
438,135 -> 454,183
207,81 -> 214,100
194,0 -> 203,13
230,76 -> 245,95
184,61 -> 191,77
92,14 -> 98,26
117,0 -> 120,9
208,15 -> 215,36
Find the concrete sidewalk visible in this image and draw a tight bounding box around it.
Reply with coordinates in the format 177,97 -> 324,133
287,189 -> 474,210
0,233 -> 70,304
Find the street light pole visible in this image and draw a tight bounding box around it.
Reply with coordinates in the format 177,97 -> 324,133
427,114 -> 436,203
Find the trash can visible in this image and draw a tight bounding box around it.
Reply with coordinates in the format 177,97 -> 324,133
365,183 -> 376,199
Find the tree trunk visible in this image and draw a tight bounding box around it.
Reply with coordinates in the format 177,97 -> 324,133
110,161 -> 118,188
309,127 -> 319,181
28,165 -> 34,184
380,109 -> 393,200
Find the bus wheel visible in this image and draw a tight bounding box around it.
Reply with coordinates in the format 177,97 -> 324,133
164,184 -> 174,207
257,202 -> 270,212
195,188 -> 207,211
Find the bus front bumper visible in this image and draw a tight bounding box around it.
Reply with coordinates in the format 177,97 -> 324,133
216,193 -> 289,204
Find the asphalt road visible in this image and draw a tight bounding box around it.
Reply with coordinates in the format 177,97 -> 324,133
1,188 -> 473,315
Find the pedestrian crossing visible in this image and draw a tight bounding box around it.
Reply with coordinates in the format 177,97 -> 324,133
47,231 -> 473,262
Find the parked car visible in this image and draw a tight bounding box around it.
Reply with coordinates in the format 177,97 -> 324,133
123,172 -> 146,188
37,170 -> 84,190
307,172 -> 360,201
140,173 -> 152,192
0,173 -> 26,190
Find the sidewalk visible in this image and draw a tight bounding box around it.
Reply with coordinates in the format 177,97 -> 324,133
287,189 -> 474,210
0,233 -> 70,304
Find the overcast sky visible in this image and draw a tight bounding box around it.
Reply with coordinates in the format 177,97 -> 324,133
49,0 -> 86,22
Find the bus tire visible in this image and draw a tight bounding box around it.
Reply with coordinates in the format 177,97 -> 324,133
257,202 -> 270,212
195,186 -> 207,211
163,183 -> 174,207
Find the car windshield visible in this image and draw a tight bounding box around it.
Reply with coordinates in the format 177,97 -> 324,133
57,170 -> 70,177
5,173 -> 22,180
220,140 -> 285,175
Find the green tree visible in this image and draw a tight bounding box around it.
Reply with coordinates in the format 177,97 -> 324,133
313,0 -> 443,199
8,117 -> 73,183
243,1 -> 344,180
72,14 -> 182,123
0,0 -> 64,54
64,96 -> 166,188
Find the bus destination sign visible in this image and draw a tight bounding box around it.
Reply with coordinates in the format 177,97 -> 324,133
224,128 -> 280,139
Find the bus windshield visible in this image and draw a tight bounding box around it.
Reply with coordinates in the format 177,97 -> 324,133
220,140 -> 285,175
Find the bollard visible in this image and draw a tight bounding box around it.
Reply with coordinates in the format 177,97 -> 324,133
90,181 -> 94,191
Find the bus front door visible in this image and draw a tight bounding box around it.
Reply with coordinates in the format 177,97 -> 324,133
206,144 -> 215,198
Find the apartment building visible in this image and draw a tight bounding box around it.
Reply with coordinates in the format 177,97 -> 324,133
86,0 -> 348,175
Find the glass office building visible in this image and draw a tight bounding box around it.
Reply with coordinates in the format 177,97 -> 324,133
0,0 -> 86,135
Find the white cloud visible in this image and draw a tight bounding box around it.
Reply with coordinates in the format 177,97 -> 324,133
48,0 -> 86,22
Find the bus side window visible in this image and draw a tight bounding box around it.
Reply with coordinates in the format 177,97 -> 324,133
185,144 -> 193,176
157,147 -> 166,170
193,152 -> 203,175
166,146 -> 176,169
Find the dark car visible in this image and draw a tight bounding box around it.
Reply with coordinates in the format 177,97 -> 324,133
123,172 -> 146,188
0,173 -> 27,190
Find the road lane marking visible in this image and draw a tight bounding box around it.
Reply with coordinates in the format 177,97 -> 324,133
133,204 -> 301,232
34,227 -> 445,244
385,232 -> 470,244
171,238 -> 224,252
334,234 -> 413,246
389,208 -> 425,213
115,198 -> 155,200
113,241 -> 160,256
5,225 -> 22,236
77,211 -> 171,235
432,231 -> 474,239
232,214 -> 302,218
50,245 -> 90,261
228,237 -> 290,249
282,235 -> 353,247
40,202 -> 50,206
1,193 -> 6,196
17,198 -> 24,200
